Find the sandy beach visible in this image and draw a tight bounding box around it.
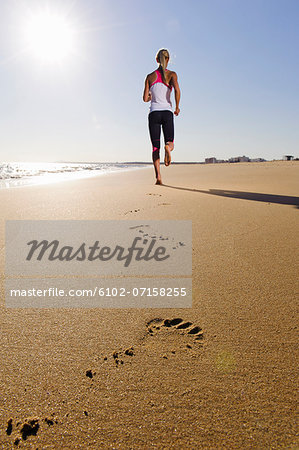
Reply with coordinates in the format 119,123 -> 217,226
0,161 -> 298,448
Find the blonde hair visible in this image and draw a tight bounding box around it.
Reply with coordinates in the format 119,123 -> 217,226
156,48 -> 170,84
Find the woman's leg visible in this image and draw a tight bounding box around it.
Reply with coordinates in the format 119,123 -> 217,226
162,111 -> 174,166
148,111 -> 162,184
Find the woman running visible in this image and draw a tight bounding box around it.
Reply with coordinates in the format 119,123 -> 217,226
143,49 -> 181,185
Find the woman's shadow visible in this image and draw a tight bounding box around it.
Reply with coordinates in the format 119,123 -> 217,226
161,185 -> 299,209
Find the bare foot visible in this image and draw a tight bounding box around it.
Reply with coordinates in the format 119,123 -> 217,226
155,179 -> 162,185
164,142 -> 174,166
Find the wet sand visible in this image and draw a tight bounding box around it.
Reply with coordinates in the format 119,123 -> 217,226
0,161 -> 298,448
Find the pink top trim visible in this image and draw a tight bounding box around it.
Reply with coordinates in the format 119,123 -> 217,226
150,69 -> 172,90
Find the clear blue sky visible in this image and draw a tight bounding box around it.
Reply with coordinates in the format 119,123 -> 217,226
0,0 -> 298,162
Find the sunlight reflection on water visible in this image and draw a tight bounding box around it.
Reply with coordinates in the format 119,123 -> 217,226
0,162 -> 148,189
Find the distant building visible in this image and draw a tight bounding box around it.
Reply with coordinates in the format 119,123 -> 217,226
203,155 -> 267,164
239,155 -> 250,162
283,155 -> 294,161
229,155 -> 250,163
205,157 -> 217,164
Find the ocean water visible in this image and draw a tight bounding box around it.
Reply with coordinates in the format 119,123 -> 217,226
0,162 -> 148,189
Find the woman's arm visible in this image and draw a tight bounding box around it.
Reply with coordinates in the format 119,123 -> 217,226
143,76 -> 151,102
171,72 -> 181,116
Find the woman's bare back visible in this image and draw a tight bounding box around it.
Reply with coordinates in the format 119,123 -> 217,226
147,69 -> 177,87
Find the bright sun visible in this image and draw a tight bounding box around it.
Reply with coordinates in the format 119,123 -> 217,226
24,11 -> 75,63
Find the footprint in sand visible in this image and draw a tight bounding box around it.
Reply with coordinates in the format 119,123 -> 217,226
5,415 -> 58,446
142,318 -> 204,359
124,208 -> 141,215
146,318 -> 204,341
99,319 -> 203,368
102,319 -> 203,367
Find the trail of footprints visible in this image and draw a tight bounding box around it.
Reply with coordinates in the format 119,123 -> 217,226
124,208 -> 141,215
4,319 -> 203,444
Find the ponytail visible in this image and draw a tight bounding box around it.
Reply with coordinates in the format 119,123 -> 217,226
156,49 -> 170,84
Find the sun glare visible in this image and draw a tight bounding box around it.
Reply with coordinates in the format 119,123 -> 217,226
24,11 -> 75,63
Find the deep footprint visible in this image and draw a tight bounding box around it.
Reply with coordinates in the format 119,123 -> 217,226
147,318 -> 204,340
102,320 -> 203,369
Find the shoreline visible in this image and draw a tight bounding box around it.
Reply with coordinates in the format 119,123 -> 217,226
0,164 -> 151,190
1,160 -> 297,190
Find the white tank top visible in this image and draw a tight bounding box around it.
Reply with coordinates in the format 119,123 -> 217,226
149,69 -> 173,113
